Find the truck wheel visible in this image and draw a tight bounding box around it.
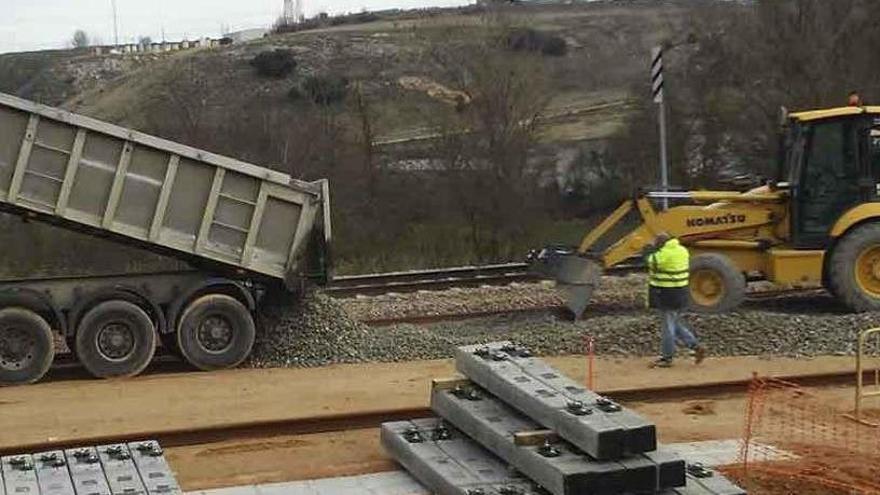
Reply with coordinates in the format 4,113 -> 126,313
75,301 -> 156,379
827,223 -> 880,311
177,295 -> 255,371
689,253 -> 746,313
0,308 -> 54,385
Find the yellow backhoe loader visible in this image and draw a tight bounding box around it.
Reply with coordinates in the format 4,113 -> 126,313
532,104 -> 880,317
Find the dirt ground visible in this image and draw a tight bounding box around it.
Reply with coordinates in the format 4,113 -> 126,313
164,394 -> 756,490
0,355 -> 867,490
164,386 -> 863,490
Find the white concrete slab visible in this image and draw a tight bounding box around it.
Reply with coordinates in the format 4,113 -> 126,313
187,439 -> 783,495
665,439 -> 795,467
188,472 -> 426,495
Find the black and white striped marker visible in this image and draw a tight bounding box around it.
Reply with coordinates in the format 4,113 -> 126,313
651,46 -> 664,104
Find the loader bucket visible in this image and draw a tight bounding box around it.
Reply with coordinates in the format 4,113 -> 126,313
528,247 -> 603,319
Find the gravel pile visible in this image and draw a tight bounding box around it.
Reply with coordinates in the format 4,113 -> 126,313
248,289 -> 372,368
344,301 -> 880,362
247,278 -> 880,369
342,274 -> 647,322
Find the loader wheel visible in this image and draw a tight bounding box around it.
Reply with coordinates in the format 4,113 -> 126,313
827,223 -> 880,312
75,301 -> 156,379
0,308 -> 54,385
689,253 -> 746,313
177,295 -> 255,371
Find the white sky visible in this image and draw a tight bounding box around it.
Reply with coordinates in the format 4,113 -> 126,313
0,0 -> 471,54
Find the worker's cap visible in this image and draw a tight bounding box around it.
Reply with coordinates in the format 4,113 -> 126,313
848,91 -> 862,106
654,232 -> 671,244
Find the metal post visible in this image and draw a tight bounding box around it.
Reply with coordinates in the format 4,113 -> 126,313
651,46 -> 668,210
658,99 -> 669,210
111,0 -> 119,47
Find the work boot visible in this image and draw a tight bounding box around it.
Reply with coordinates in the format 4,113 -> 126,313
693,345 -> 706,365
650,357 -> 673,368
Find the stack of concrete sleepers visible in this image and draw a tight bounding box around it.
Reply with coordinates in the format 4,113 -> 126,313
1,441 -> 180,495
382,341 -> 746,495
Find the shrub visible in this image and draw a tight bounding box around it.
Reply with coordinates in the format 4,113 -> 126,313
506,28 -> 544,52
287,85 -> 304,101
250,49 -> 297,78
541,36 -> 568,56
505,28 -> 567,57
301,74 -> 349,105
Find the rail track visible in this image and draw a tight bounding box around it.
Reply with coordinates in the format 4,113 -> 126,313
326,263 -> 537,297
45,282 -> 825,374
326,262 -> 644,297
358,286 -> 829,327
0,368 -> 862,457
327,263 -> 824,301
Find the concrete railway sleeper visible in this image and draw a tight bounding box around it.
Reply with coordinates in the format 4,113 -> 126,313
0,272 -> 260,385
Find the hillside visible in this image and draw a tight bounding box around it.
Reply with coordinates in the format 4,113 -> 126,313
0,2 -> 703,276
65,3 -> 688,144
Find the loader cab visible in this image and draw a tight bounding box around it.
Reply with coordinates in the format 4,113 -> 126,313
784,107 -> 880,248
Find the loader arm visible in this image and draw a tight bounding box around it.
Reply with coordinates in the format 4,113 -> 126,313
533,189 -> 784,318
580,191 -> 784,268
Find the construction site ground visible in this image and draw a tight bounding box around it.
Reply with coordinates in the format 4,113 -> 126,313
0,355 -> 867,491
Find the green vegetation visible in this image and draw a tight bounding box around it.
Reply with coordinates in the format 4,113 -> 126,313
506,28 -> 568,56
298,74 -> 349,105
333,219 -> 591,274
0,50 -> 81,105
250,49 -> 297,78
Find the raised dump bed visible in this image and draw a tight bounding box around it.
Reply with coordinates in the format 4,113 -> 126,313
0,92 -> 331,385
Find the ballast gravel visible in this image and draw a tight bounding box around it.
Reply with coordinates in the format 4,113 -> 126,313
246,275 -> 880,368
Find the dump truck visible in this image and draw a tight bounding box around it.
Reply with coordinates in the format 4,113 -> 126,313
533,104 -> 880,318
0,92 -> 331,385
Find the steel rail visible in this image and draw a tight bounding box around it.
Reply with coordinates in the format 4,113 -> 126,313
1,369 -> 862,456
326,262 -> 824,299
359,286 -> 828,327
327,263 -> 645,297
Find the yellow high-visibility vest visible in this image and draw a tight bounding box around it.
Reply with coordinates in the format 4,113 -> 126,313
648,238 -> 689,288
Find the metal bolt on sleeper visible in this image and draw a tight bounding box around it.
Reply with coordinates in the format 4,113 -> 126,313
566,400 -> 593,416
537,440 -> 561,458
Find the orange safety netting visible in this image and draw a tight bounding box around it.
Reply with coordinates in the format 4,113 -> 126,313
728,376 -> 880,495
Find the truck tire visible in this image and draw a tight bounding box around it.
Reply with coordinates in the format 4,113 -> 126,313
0,308 -> 54,385
177,295 -> 255,371
689,253 -> 746,313
75,301 -> 156,379
827,223 -> 880,312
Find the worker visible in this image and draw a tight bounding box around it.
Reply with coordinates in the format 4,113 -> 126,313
848,91 -> 862,107
645,232 -> 706,368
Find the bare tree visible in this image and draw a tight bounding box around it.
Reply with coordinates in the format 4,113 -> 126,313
72,30 -> 90,48
426,16 -> 552,260
142,57 -> 218,145
671,0 -> 880,181
352,82 -> 377,201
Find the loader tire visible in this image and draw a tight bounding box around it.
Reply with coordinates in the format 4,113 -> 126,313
177,295 -> 255,371
827,223 -> 880,312
0,308 -> 54,385
688,253 -> 746,313
75,301 -> 156,379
